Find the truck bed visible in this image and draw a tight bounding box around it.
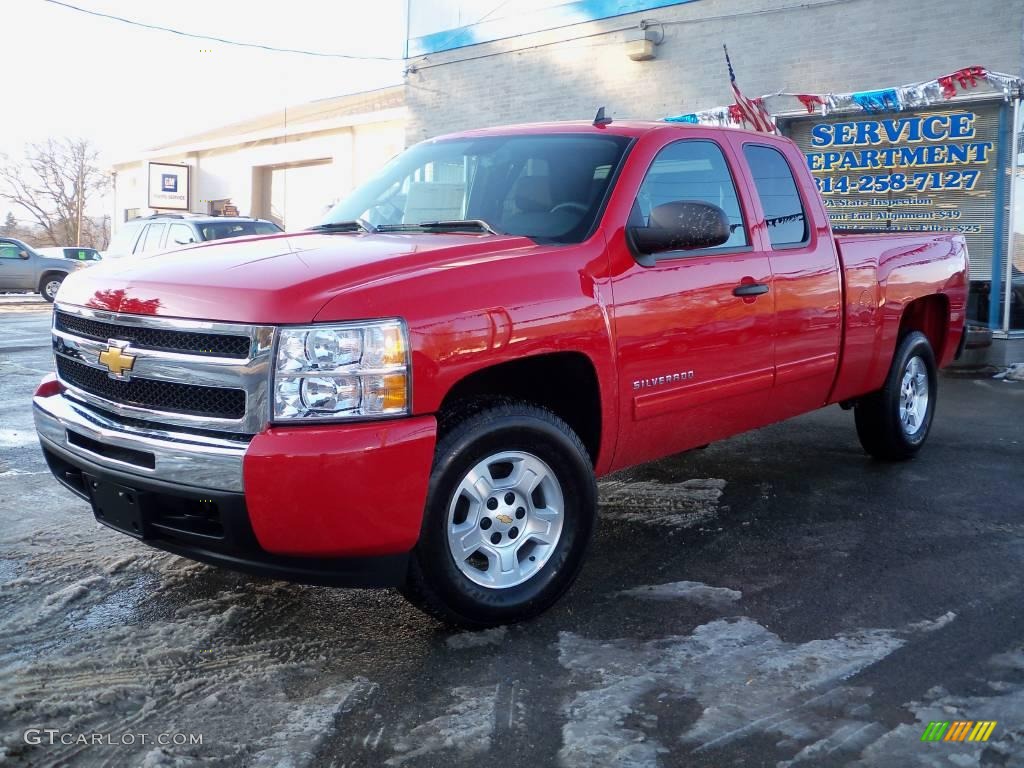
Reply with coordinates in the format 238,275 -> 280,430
829,231 -> 969,404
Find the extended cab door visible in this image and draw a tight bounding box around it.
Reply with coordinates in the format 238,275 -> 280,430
732,138 -> 842,421
608,132 -> 776,468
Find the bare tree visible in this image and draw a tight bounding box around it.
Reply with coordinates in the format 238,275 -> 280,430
0,139 -> 110,248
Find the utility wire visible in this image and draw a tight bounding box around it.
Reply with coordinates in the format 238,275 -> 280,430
40,0 -> 405,61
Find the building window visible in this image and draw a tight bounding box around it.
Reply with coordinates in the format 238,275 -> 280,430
743,144 -> 809,248
124,208 -> 140,222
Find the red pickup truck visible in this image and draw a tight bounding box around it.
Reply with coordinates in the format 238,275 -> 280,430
34,120 -> 968,626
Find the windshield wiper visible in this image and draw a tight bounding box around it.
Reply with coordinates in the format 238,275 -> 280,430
306,218 -> 377,234
377,219 -> 501,235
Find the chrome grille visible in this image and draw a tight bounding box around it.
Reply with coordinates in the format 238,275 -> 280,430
55,311 -> 251,358
56,356 -> 246,419
52,304 -> 275,434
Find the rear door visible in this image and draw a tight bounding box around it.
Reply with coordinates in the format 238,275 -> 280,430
0,240 -> 34,289
735,138 -> 841,421
136,223 -> 167,254
609,134 -> 776,468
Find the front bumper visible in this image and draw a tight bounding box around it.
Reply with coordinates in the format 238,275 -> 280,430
34,390 -> 249,492
34,389 -> 437,586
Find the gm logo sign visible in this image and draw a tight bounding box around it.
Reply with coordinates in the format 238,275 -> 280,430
161,174 -> 178,193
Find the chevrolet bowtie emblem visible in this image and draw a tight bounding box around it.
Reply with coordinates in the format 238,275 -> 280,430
99,342 -> 136,379
495,514 -> 513,525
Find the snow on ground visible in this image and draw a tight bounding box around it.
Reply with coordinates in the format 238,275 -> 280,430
598,478 -> 726,528
556,612 -> 982,768
852,672 -> 1024,767
0,428 -> 39,449
0,467 -> 375,766
617,580 -> 742,608
1,317 -> 1020,767
386,685 -> 498,766
557,617 -> 904,767
445,626 -> 508,650
994,362 -> 1024,382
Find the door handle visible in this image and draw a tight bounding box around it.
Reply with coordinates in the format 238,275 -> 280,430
732,282 -> 770,297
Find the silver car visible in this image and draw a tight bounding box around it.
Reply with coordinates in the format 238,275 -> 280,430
0,238 -> 92,302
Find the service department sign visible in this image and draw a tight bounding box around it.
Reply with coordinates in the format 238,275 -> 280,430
784,104 -> 1004,280
148,163 -> 190,210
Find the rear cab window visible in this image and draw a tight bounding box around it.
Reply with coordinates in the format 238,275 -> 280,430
742,144 -> 809,248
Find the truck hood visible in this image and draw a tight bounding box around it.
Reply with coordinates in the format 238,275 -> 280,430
56,230 -> 539,323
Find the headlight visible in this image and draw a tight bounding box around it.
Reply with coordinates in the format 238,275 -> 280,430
272,320 -> 409,421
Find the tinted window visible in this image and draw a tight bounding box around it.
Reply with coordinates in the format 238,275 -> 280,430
0,243 -> 22,259
743,145 -> 808,247
634,140 -> 747,249
199,221 -> 281,241
168,223 -> 197,246
138,223 -> 167,252
324,134 -> 631,244
63,248 -> 100,261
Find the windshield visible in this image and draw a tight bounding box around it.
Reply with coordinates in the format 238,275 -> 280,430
200,221 -> 282,241
320,134 -> 631,243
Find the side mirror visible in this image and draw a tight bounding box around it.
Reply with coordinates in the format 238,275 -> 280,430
627,201 -> 731,265
18,250 -> 30,260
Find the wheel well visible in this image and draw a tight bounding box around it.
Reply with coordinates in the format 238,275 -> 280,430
38,270 -> 67,290
899,295 -> 949,359
437,352 -> 602,464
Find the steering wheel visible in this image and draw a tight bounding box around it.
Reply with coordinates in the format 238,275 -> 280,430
550,202 -> 588,215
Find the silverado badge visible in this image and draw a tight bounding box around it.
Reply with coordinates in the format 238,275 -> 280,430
98,341 -> 136,380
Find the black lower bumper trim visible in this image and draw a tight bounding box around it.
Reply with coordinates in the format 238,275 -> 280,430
41,444 -> 409,588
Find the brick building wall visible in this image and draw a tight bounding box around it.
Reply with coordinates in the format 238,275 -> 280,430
404,0 -> 1024,143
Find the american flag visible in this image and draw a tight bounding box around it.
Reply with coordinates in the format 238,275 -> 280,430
724,45 -> 776,133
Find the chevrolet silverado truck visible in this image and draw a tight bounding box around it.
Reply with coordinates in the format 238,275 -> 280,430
33,119 -> 968,626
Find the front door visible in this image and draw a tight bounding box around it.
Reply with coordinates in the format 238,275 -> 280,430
0,241 -> 34,290
609,136 -> 776,469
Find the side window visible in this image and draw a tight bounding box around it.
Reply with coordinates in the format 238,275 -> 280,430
138,223 -> 167,253
107,223 -> 143,255
635,140 -> 748,250
0,243 -> 22,259
743,144 -> 808,247
168,223 -> 196,246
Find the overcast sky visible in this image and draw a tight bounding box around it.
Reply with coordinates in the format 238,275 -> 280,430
2,0 -> 406,166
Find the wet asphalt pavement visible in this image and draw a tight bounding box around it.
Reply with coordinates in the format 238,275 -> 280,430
1,300 -> 1023,767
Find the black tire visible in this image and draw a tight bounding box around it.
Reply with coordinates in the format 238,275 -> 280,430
401,402 -> 597,627
854,331 -> 937,461
39,274 -> 64,303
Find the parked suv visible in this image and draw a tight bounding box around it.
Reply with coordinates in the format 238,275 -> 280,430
105,214 -> 282,258
0,238 -> 92,301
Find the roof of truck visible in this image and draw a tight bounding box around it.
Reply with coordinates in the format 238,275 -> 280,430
430,120 -> 789,142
